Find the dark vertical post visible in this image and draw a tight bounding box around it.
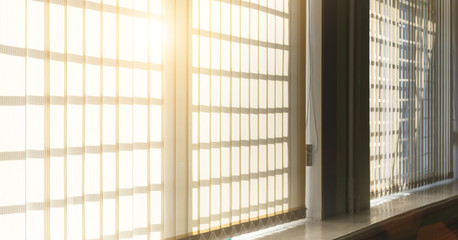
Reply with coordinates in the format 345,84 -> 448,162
353,0 -> 370,212
322,0 -> 370,218
322,0 -> 345,218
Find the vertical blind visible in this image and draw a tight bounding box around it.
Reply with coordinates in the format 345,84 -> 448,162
369,0 -> 453,199
0,0 -> 305,239
190,0 -> 304,236
0,0 -> 163,239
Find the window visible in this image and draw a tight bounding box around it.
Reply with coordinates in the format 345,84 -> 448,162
189,0 -> 306,235
370,0 -> 453,199
0,0 -> 305,239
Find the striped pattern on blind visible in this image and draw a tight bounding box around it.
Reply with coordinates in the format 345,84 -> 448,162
190,0 -> 296,234
0,0 -> 163,239
369,0 -> 453,199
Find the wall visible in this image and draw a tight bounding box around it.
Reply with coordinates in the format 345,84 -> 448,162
306,0 -> 323,220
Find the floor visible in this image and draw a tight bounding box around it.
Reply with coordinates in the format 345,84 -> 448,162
233,179 -> 458,240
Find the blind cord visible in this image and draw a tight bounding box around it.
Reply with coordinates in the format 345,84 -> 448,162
306,0 -> 319,153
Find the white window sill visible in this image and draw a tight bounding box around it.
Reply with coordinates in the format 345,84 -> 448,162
236,178 -> 458,240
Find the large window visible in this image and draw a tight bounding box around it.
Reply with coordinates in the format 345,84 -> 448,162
0,0 -> 305,239
370,0 -> 453,199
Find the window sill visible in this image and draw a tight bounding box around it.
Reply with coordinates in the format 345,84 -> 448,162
240,179 -> 458,240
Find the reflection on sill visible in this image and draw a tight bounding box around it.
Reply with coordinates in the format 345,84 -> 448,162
371,179 -> 455,207
370,192 -> 411,207
245,179 -> 458,240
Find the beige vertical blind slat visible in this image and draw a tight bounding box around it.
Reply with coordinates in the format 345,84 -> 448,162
44,0 -> 51,238
64,1 -> 68,239
370,0 -> 453,199
255,0 -> 261,222
146,0 -> 151,237
436,0 -> 440,182
99,0 -> 103,238
390,0 -> 394,193
81,0 -> 86,238
384,0 -> 388,192
25,0 -> 29,238
208,0 -> 213,231
238,0 -> 242,225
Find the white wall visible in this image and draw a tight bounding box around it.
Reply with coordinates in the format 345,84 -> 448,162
306,0 -> 323,220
